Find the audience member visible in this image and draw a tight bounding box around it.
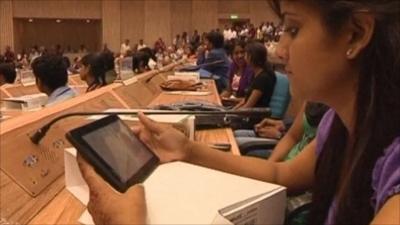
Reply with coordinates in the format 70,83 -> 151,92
80,53 -> 107,92
137,39 -> 147,51
221,40 -> 254,99
31,55 -> 76,106
233,42 -> 276,109
0,63 -> 16,86
196,31 -> 230,93
4,46 -> 15,63
120,39 -> 131,56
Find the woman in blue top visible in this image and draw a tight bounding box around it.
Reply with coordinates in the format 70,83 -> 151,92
77,1 -> 399,224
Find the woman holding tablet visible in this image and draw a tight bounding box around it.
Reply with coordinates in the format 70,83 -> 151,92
79,1 -> 400,224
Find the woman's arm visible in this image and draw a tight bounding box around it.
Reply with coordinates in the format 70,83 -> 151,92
268,103 -> 306,162
186,139 -> 317,194
134,112 -> 317,194
370,195 -> 400,225
236,89 -> 263,109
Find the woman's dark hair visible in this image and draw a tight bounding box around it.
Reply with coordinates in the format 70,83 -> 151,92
100,51 -> 115,71
271,1 -> 400,224
80,53 -> 107,85
139,47 -> 156,62
0,63 -> 16,83
234,39 -> 247,50
245,41 -> 273,72
206,31 -> 225,49
132,51 -> 149,73
305,102 -> 329,128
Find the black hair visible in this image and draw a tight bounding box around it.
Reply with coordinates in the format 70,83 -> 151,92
0,63 -> 16,84
245,41 -> 271,71
62,56 -> 71,69
271,1 -> 400,224
132,51 -> 150,74
233,39 -> 247,51
305,102 -> 330,127
31,55 -> 68,91
100,51 -> 115,71
205,31 -> 225,49
223,40 -> 234,57
139,47 -> 156,62
80,53 -> 107,85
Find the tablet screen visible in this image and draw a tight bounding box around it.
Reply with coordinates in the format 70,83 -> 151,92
82,119 -> 153,183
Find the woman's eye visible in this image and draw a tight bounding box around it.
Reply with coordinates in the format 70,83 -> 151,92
283,26 -> 299,37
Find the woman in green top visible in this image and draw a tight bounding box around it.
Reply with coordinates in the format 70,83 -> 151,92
236,102 -> 328,161
268,102 -> 328,162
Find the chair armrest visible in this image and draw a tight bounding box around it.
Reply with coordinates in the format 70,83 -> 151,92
239,138 -> 279,155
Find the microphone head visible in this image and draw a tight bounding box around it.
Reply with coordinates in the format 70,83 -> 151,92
30,126 -> 49,145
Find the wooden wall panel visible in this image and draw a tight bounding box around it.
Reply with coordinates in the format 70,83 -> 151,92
7,0 -> 279,54
12,0 -> 101,19
192,0 -> 218,33
170,0 -> 193,43
0,0 -> 14,50
144,0 -> 171,46
120,0 -> 145,48
102,0 -> 121,53
13,19 -> 101,53
218,0 -> 250,14
249,0 -> 279,27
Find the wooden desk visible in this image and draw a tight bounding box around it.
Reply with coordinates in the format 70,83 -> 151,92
148,80 -> 240,155
1,61 -> 241,225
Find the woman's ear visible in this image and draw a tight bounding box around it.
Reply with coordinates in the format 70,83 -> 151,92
345,11 -> 375,59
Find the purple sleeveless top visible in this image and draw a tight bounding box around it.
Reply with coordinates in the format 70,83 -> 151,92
316,109 -> 400,224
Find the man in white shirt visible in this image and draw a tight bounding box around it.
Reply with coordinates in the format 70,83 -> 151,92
223,26 -> 230,40
137,39 -> 147,51
120,39 -> 131,56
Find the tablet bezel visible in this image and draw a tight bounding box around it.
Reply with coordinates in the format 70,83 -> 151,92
66,114 -> 159,193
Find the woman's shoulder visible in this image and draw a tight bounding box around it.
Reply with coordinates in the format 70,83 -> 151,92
315,109 -> 336,156
372,136 -> 400,213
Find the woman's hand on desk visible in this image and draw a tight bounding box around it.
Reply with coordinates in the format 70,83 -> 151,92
77,155 -> 147,225
132,112 -> 193,163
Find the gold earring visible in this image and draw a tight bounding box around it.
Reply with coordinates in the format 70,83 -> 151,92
346,49 -> 353,57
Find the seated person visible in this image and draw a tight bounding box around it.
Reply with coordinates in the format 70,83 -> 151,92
31,55 -> 76,106
236,102 -> 329,159
80,53 -> 107,92
139,47 -> 157,70
196,31 -> 230,93
220,40 -> 254,101
233,42 -> 276,109
132,51 -> 150,74
0,63 -> 16,86
101,51 -> 117,84
69,57 -> 81,74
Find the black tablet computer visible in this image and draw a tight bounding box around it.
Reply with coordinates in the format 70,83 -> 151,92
66,114 -> 159,193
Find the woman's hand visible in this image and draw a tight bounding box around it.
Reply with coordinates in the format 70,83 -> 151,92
254,118 -> 286,139
77,155 -> 147,225
132,112 -> 193,163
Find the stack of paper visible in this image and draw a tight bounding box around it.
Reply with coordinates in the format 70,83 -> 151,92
1,93 -> 47,111
86,108 -> 195,140
169,71 -> 200,82
64,147 -> 286,225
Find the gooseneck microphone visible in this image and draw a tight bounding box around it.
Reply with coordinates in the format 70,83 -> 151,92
30,109 -> 270,145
